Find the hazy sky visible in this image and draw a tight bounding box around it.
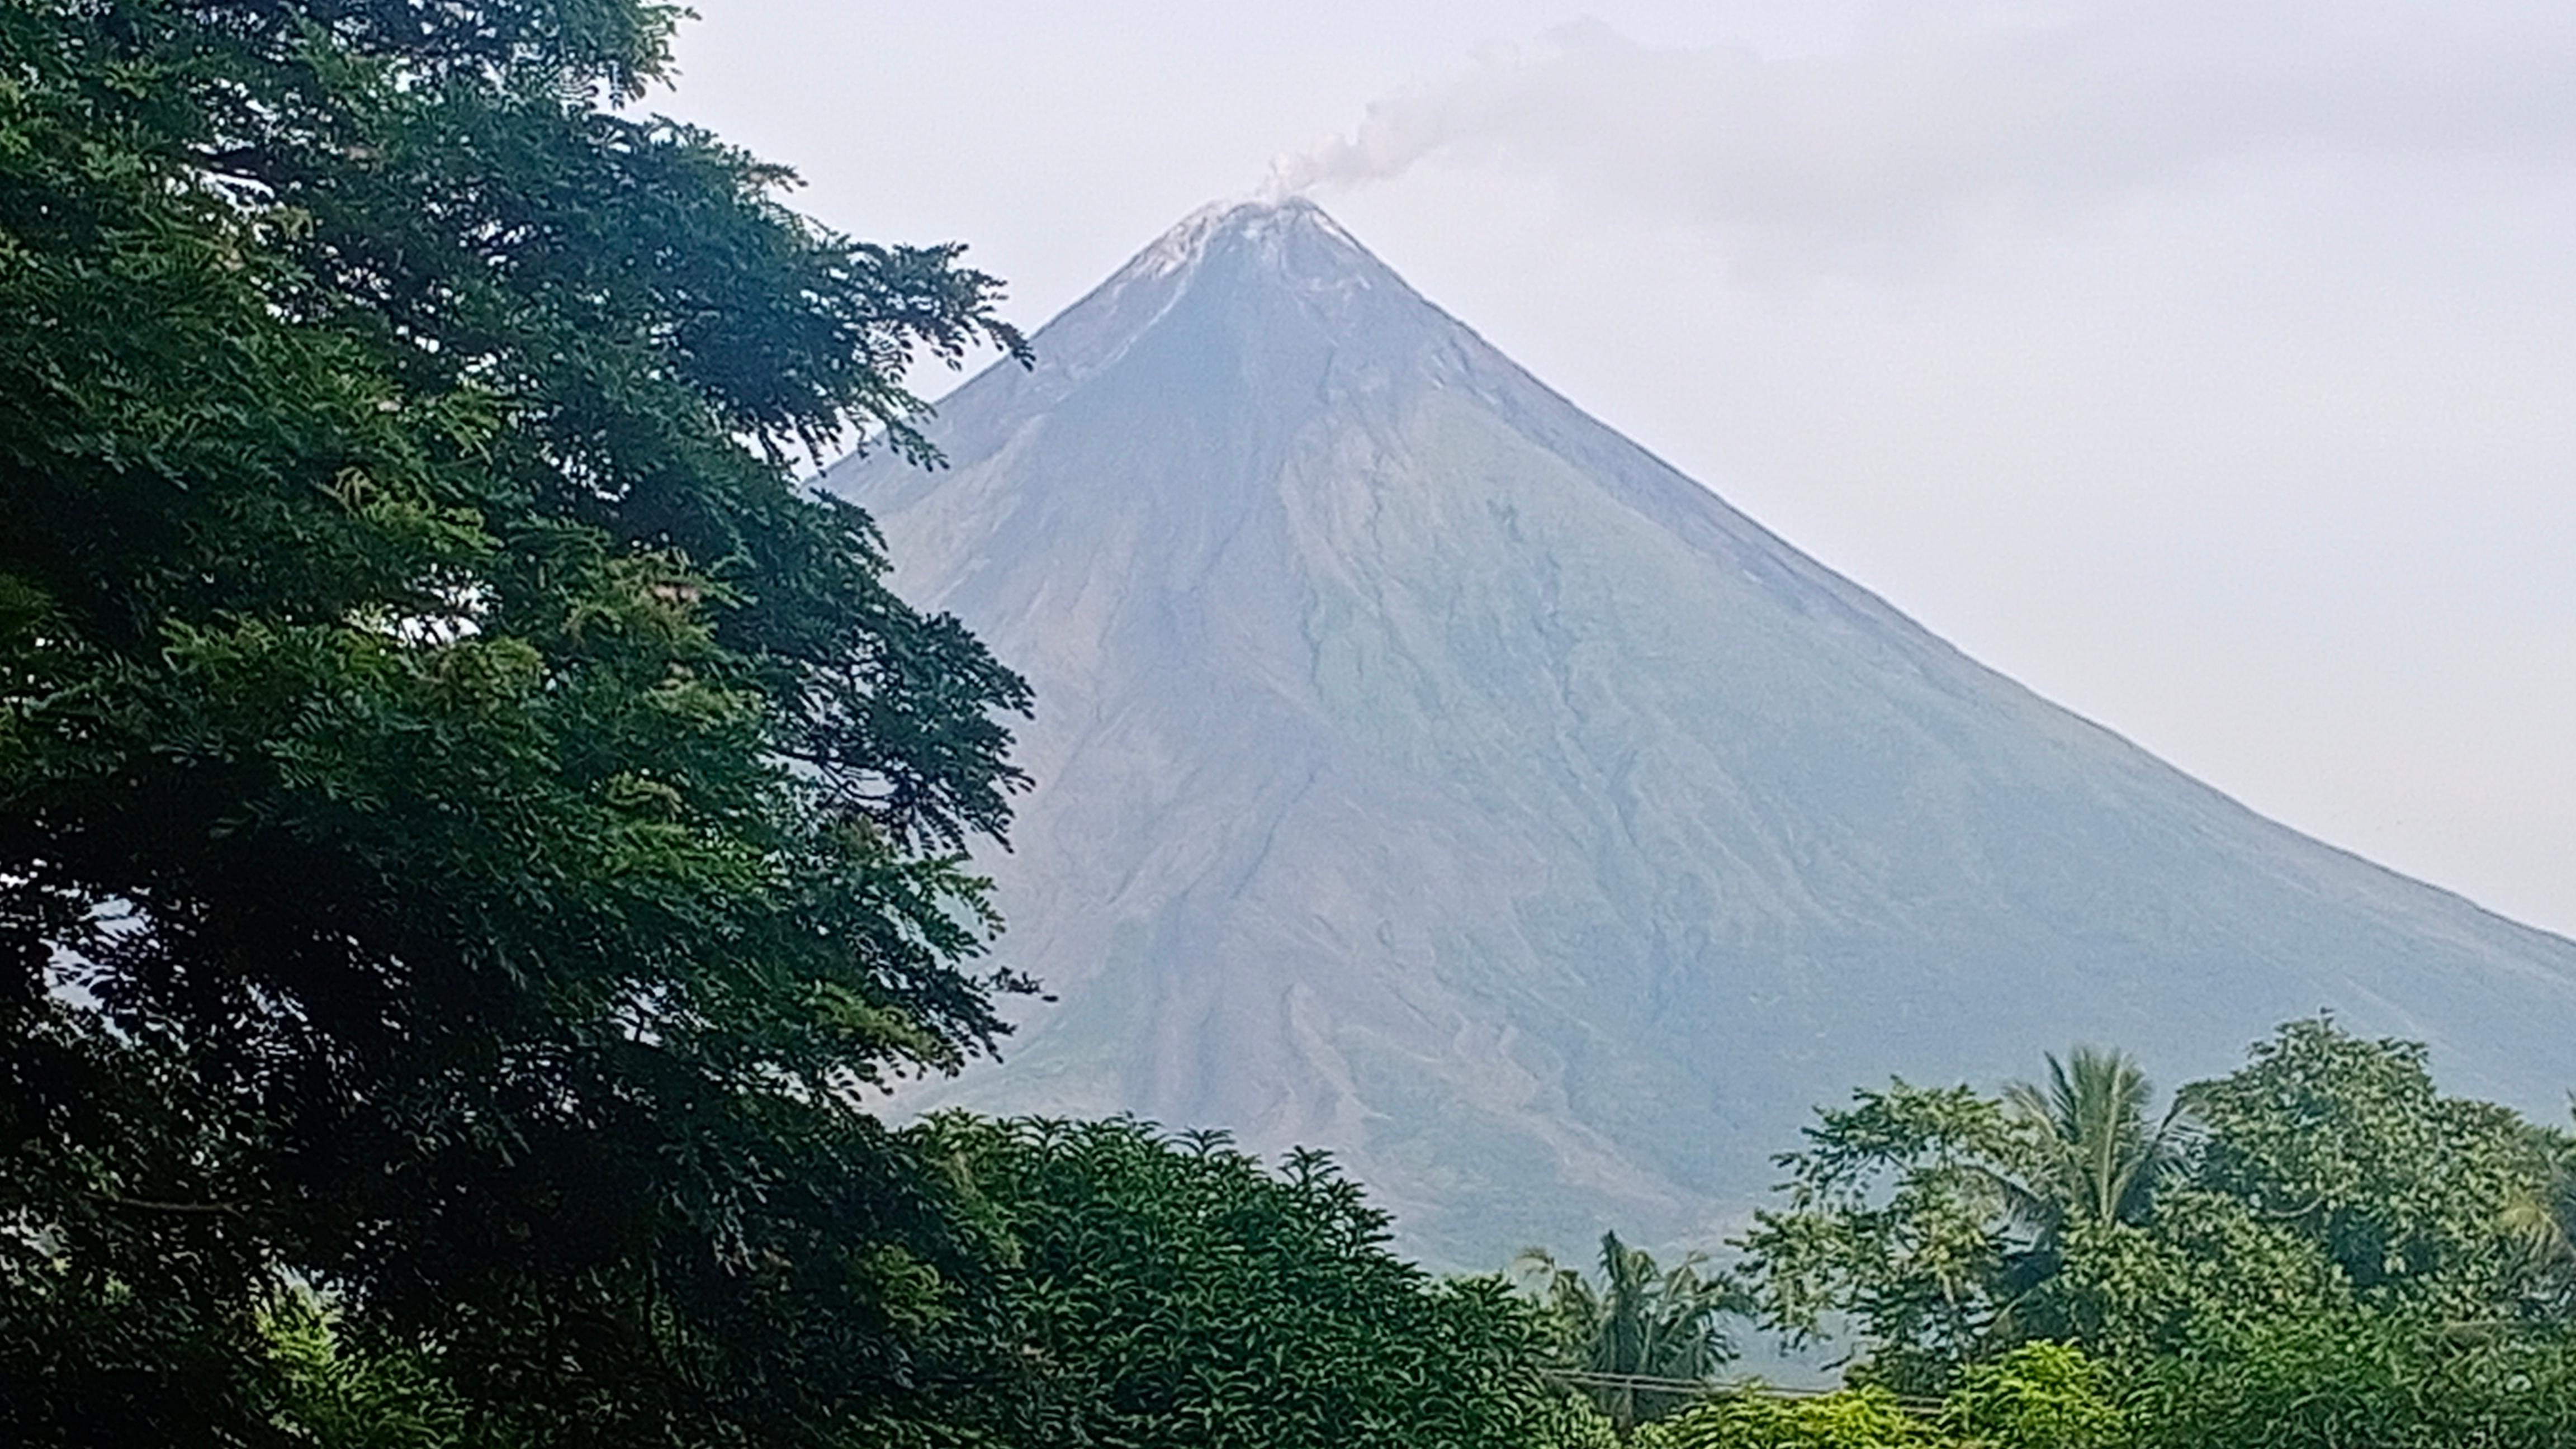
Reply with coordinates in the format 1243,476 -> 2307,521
660,2 -> 2576,937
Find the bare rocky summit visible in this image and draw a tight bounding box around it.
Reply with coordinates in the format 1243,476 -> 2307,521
827,198 -> 2576,1265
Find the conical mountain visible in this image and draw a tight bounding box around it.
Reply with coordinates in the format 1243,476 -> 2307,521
828,198 -> 2576,1264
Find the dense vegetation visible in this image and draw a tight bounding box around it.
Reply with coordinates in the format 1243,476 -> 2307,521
921,1115 -> 1578,1448
1516,1231 -> 1750,1432
1708,1021 -> 2576,1446
8,2 -> 2576,1447
0,0 -> 1040,1441
0,2 -> 1650,1444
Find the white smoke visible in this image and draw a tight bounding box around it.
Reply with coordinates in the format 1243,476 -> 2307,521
1262,3 -> 2576,269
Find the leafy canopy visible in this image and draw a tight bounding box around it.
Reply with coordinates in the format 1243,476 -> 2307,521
921,1115 -> 1574,1449
0,0 -> 1038,1441
1738,1021 -> 2569,1403
1636,1386 -> 1936,1449
1517,1230 -> 1753,1431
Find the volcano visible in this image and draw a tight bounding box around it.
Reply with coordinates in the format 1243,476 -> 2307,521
826,198 -> 2576,1265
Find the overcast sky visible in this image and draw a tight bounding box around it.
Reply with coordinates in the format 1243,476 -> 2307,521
661,1 -> 2576,937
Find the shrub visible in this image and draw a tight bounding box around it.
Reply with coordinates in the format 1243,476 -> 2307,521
1939,1342 -> 2120,1449
1640,1387 -> 1936,1449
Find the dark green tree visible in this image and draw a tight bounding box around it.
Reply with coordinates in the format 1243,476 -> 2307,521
2121,1310 -> 2576,1449
2187,1018 -> 2542,1312
0,1 -> 1034,1442
1974,1046 -> 2197,1343
2504,1109 -> 2576,1313
918,1115 -> 1572,1449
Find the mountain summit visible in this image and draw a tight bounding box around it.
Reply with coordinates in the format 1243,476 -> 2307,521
828,199 -> 2576,1262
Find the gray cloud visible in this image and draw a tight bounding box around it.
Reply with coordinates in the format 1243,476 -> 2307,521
1272,3 -> 2576,271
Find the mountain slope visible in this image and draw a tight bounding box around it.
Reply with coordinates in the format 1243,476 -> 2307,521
827,198 -> 2576,1264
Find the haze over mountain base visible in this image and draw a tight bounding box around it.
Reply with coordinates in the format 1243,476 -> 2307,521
830,199 -> 2576,1266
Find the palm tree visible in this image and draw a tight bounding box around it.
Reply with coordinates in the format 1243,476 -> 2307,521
1514,1230 -> 1752,1433
2503,1104 -> 2576,1308
2000,1045 -> 2195,1239
1977,1045 -> 2196,1341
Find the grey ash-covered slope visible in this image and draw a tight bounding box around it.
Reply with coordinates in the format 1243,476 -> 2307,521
828,198 -> 2576,1265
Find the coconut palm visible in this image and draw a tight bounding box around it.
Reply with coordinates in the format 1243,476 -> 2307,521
1975,1044 -> 2198,1344
2503,1104 -> 2576,1308
1514,1230 -> 1753,1432
2000,1045 -> 2196,1239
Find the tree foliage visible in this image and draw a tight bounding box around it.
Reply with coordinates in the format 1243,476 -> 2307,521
0,0 -> 1035,1441
2120,1310 -> 2576,1449
1737,1080 -> 2027,1389
1517,1230 -> 1752,1431
2187,1019 -> 2545,1309
1625,1343 -> 2125,1449
919,1115 -> 1570,1449
1736,1019 -> 2576,1439
261,1290 -> 466,1449
1997,1047 -> 2192,1241
1936,1341 -> 2120,1449
2504,1111 -> 2576,1311
1636,1387 -> 1935,1449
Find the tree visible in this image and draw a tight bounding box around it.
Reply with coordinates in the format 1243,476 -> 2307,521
916,1115 -> 1570,1449
2120,1309 -> 2576,1449
2034,1021 -> 2549,1360
1736,1080 -> 2027,1390
2187,1019 -> 2542,1311
260,1291 -> 466,1449
1936,1342 -> 2122,1449
1739,1022 -> 2563,1398
0,1 -> 1034,1442
2026,1187 -> 2346,1361
1517,1231 -> 1753,1432
1976,1046 -> 2196,1342
2503,1109 -> 2576,1313
1999,1046 -> 2192,1237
